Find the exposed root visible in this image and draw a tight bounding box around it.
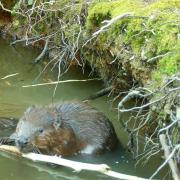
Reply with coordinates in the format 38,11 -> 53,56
117,74 -> 180,179
149,134 -> 180,180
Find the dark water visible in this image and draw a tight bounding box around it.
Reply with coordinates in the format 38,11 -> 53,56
0,38 -> 167,180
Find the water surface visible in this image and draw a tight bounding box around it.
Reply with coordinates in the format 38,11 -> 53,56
0,38 -> 167,180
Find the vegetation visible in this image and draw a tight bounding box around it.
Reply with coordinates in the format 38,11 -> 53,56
0,0 -> 179,179
86,0 -> 179,86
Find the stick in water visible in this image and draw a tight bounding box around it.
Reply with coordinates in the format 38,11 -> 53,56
1,73 -> 19,80
22,78 -> 101,87
0,145 -> 147,180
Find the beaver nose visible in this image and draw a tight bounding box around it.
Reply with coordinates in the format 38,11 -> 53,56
16,138 -> 28,149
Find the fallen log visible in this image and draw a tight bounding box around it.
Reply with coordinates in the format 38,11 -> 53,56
0,145 -> 148,180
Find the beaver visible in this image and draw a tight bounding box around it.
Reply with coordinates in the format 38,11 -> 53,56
10,102 -> 118,156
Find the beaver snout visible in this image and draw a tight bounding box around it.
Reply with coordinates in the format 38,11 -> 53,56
15,137 -> 29,150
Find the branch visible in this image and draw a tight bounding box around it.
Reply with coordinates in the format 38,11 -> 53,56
83,13 -> 133,47
149,134 -> 180,180
34,38 -> 50,63
159,134 -> 180,180
0,145 -> 148,180
0,2 -> 24,16
169,87 -> 180,92
92,12 -> 133,37
22,78 -> 102,87
10,36 -> 41,46
147,52 -> 171,63
118,94 -> 168,112
118,90 -> 146,109
1,73 -> 19,80
158,119 -> 179,134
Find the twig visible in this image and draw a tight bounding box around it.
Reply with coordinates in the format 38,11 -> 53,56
159,134 -> 180,180
169,87 -> 180,92
149,134 -> 180,180
0,145 -> 21,155
22,78 -> 102,87
83,13 -> 133,47
34,38 -> 50,63
10,36 -> 40,46
147,52 -> 171,63
92,13 -> 133,37
0,145 -> 148,180
118,90 -> 146,109
1,73 -> 19,80
0,2 -> 24,17
118,94 -> 168,112
158,119 -> 179,134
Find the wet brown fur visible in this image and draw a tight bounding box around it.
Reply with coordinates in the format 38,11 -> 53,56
33,127 -> 86,156
12,102 -> 118,156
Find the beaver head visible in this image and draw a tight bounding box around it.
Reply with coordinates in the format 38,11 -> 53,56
11,106 -> 64,154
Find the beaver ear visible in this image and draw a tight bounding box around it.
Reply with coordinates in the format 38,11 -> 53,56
25,105 -> 36,114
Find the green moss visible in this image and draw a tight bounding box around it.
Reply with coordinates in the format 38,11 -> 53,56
146,0 -> 180,11
86,0 -> 142,31
153,53 -> 180,80
86,2 -> 112,31
86,0 -> 180,87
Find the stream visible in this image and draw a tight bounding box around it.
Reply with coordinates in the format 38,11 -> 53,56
0,37 -> 167,180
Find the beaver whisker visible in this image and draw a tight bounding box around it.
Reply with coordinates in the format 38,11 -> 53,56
33,148 -> 40,154
32,143 -> 42,154
0,137 -> 15,145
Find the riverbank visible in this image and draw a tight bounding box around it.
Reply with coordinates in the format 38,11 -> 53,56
0,0 -> 179,179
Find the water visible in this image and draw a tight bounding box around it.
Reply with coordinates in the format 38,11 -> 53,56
0,38 -> 168,180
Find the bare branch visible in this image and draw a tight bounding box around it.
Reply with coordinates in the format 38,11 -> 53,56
158,119 -> 179,134
34,37 -> 50,63
118,90 -> 145,109
22,78 -> 102,88
118,94 -> 168,112
0,145 -> 148,180
92,12 -> 133,37
0,2 -> 25,17
149,134 -> 180,180
10,36 -> 41,46
1,73 -> 19,80
147,52 -> 171,63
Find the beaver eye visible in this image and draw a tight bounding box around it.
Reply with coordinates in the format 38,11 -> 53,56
39,128 -> 44,133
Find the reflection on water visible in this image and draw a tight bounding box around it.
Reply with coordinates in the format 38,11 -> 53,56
0,38 -> 166,180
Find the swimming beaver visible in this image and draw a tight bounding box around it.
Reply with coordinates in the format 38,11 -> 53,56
10,102 -> 118,155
